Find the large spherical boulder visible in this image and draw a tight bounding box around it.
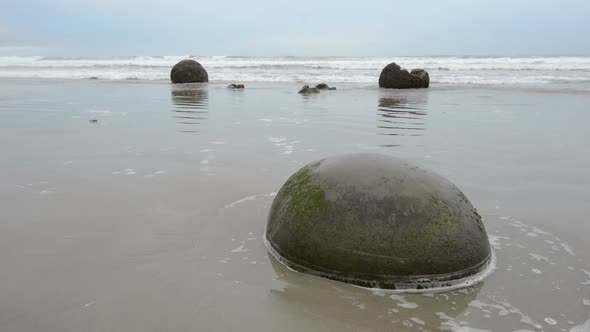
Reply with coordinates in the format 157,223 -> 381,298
170,59 -> 209,83
379,62 -> 429,89
265,153 -> 492,290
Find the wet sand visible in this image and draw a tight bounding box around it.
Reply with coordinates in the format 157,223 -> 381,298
0,78 -> 589,331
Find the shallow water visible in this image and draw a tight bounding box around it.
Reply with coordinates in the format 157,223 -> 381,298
0,78 -> 589,331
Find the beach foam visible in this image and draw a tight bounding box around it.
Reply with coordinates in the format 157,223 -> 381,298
1,55 -> 590,89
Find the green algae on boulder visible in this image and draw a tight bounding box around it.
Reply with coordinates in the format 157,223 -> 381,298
265,153 -> 493,291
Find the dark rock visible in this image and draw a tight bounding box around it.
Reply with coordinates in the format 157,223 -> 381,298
89,119 -> 98,123
170,59 -> 209,84
379,62 -> 429,89
265,153 -> 492,290
411,69 -> 430,88
89,76 -> 99,80
315,83 -> 336,90
227,84 -> 245,89
298,85 -> 320,94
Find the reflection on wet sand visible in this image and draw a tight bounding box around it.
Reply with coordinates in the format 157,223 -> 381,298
377,93 -> 428,147
268,255 -> 480,331
170,84 -> 209,133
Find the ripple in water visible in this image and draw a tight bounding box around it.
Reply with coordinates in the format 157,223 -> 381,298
377,92 -> 428,147
170,84 -> 209,133
263,215 -> 590,331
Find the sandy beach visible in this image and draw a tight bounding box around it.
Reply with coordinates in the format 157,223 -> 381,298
0,78 -> 588,331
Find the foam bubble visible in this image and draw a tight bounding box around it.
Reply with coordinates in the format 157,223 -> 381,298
544,318 -> 557,325
231,245 -> 248,253
389,294 -> 418,309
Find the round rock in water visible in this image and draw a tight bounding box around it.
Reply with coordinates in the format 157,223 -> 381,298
265,153 -> 492,290
170,59 -> 209,83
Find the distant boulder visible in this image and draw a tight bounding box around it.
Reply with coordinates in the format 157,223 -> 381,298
316,83 -> 336,90
378,62 -> 429,89
298,85 -> 320,94
227,83 -> 245,89
170,59 -> 209,83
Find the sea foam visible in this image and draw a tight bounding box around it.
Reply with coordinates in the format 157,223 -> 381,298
1,55 -> 590,89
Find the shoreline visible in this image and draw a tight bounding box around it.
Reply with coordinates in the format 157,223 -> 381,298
2,76 -> 589,94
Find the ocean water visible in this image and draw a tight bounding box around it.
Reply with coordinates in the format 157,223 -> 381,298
1,55 -> 590,89
0,78 -> 589,331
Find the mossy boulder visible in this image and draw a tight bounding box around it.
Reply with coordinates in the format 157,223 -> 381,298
265,153 -> 491,290
170,59 -> 209,83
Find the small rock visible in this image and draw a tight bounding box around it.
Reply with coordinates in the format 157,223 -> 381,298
89,119 -> 98,123
298,85 -> 320,94
379,62 -> 429,89
316,83 -> 336,90
227,84 -> 245,89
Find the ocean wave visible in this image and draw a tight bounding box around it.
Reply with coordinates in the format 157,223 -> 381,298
1,55 -> 590,88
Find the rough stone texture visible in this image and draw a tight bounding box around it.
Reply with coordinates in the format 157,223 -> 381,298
265,153 -> 491,289
227,84 -> 245,89
379,62 -> 429,89
316,83 -> 336,90
410,69 -> 430,88
298,85 -> 320,94
170,59 -> 209,83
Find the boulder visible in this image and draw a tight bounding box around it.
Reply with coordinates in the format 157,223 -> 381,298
378,62 -> 429,89
298,85 -> 320,94
265,153 -> 492,290
227,84 -> 245,89
315,83 -> 336,90
411,69 -> 430,88
170,59 -> 209,83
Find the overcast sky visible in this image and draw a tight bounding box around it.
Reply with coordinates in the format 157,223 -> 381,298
1,0 -> 589,56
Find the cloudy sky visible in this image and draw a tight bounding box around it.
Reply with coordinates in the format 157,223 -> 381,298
1,0 -> 589,56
